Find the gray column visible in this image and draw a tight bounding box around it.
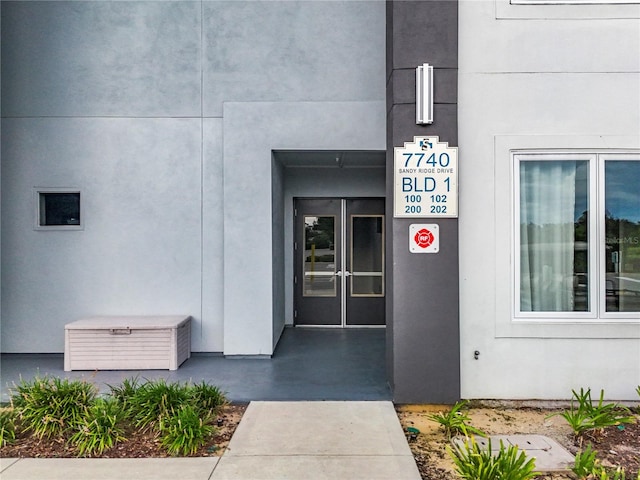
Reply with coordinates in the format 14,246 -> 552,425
386,0 -> 460,403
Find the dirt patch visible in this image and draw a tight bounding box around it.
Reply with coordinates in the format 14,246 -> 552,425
397,405 -> 640,480
0,403 -> 246,459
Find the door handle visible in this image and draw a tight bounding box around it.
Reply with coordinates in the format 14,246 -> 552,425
335,271 -> 352,277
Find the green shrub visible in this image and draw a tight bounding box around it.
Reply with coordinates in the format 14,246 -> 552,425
189,381 -> 227,416
0,408 -> 17,446
428,400 -> 485,439
450,437 -> 538,480
116,378 -> 227,456
7,376 -> 228,457
159,404 -> 216,456
551,388 -> 636,438
12,376 -> 96,439
107,377 -> 141,409
69,398 -> 126,456
125,379 -> 193,431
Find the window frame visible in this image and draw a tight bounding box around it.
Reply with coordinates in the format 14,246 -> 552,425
34,187 -> 83,231
511,0 -> 639,4
513,151 -> 639,322
513,152 -> 597,320
598,154 -> 640,320
495,0 -> 640,19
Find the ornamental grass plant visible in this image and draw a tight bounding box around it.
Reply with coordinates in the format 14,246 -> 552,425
450,437 -> 539,480
122,378 -> 194,431
0,407 -> 17,447
111,377 -> 228,456
12,376 -> 96,439
572,443 -> 637,480
69,397 -> 127,456
159,404 -> 216,456
428,399 -> 486,439
550,388 -> 636,440
190,381 -> 228,416
8,376 -> 228,457
113,378 -> 227,428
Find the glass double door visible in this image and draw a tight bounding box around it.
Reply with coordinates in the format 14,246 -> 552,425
294,198 -> 385,326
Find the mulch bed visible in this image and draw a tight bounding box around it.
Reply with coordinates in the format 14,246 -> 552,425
584,421 -> 640,478
0,404 -> 246,459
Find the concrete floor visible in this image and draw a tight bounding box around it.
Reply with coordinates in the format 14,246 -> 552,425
0,327 -> 390,403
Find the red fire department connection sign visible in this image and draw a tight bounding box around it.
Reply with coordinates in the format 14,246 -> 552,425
409,224 -> 439,253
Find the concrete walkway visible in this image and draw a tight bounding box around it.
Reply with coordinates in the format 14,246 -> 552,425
0,401 -> 422,480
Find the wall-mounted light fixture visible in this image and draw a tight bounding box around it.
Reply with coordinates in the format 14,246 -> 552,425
416,63 -> 433,125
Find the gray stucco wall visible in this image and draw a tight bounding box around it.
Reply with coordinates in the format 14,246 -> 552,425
1,1 -> 386,353
386,0 -> 460,403
222,101 -> 385,355
2,118 -> 204,352
271,157 -> 286,349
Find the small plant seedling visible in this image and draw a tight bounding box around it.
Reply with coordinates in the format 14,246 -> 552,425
427,400 -> 485,439
572,445 -> 629,480
572,444 -> 598,479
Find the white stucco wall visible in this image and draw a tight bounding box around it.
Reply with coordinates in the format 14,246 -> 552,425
1,1 -> 386,353
458,0 -> 640,400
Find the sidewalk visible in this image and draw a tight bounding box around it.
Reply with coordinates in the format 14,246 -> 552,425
0,401 -> 422,480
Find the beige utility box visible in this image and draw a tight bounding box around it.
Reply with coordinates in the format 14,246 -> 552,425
64,315 -> 191,371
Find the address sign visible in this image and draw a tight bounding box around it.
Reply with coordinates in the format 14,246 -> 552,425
394,136 -> 458,218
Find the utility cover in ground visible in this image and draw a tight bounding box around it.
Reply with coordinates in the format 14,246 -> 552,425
452,434 -> 574,472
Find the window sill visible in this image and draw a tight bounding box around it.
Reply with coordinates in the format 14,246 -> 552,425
497,318 -> 640,338
34,225 -> 84,232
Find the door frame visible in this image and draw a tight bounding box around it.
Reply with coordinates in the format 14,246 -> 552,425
293,197 -> 386,328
